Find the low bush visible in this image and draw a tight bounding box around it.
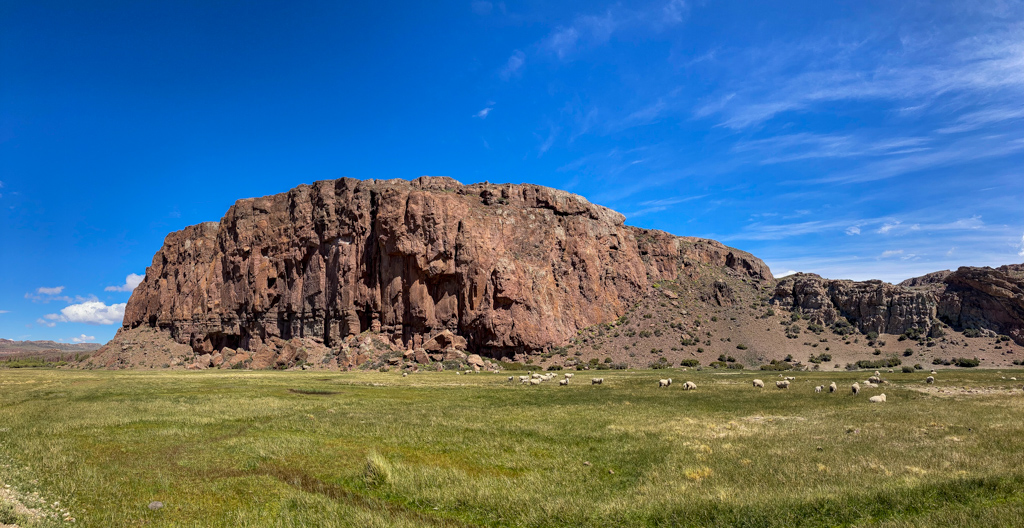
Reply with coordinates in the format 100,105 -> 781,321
679,359 -> 700,367
856,357 -> 902,369
953,357 -> 981,368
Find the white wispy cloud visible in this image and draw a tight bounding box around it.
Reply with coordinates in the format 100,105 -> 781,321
500,50 -> 525,79
36,286 -> 64,295
845,226 -> 861,235
105,273 -> 144,292
696,28 -> 1024,130
1018,233 -> 1024,257
71,334 -> 96,343
36,318 -> 56,328
937,106 -> 1024,134
44,301 -> 126,326
474,107 -> 493,119
623,194 -> 708,218
0,310 -> 9,314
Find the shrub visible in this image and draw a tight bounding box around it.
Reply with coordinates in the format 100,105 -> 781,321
736,344 -> 748,350
902,327 -> 925,341
807,323 -> 825,334
808,353 -> 832,364
546,365 -> 563,371
639,330 -> 652,338
680,338 -> 698,346
866,331 -> 879,341
604,357 -> 612,363
791,312 -> 801,321
903,348 -> 914,357
901,365 -> 914,373
856,357 -> 902,369
709,361 -> 728,369
784,354 -> 793,362
610,362 -> 628,370
953,357 -> 981,368
873,349 -> 881,355
679,359 -> 700,367
963,328 -> 982,338
760,359 -> 794,371
914,364 -> 922,370
831,318 -> 856,336
650,357 -> 670,369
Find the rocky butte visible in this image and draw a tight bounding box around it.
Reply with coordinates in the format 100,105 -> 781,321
93,177 -> 1023,370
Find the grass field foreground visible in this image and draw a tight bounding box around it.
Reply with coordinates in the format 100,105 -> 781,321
2,368 -> 1024,527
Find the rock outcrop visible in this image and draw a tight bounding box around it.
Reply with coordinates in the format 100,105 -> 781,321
111,176 -> 771,362
773,265 -> 1024,344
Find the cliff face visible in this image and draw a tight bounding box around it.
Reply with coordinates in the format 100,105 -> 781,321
772,265 -> 1024,344
120,176 -> 771,358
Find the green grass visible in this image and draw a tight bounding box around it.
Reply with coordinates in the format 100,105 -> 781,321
1,369 -> 1024,527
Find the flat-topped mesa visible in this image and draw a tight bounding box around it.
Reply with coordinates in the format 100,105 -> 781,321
120,176 -> 771,358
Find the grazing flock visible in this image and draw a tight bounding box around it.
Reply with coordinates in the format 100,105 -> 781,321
492,368 -> 934,402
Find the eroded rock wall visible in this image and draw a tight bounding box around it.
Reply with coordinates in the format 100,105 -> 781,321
117,176 -> 771,358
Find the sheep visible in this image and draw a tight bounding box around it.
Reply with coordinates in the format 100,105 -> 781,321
776,380 -> 790,389
829,382 -> 837,393
925,376 -> 934,384
887,369 -> 894,373
930,370 -> 937,374
565,373 -> 574,379
851,382 -> 860,396
785,376 -> 796,381
559,379 -> 569,386
867,375 -> 882,384
874,371 -> 881,377
508,376 -> 514,382
752,379 -> 765,388
529,378 -> 542,385
591,378 -> 604,385
815,385 -> 823,393
403,372 -> 408,377
519,375 -> 530,383
682,381 -> 697,390
667,378 -> 673,386
869,393 -> 887,403
532,373 -> 543,380
659,379 -> 670,388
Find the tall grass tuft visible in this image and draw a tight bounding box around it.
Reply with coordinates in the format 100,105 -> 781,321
363,450 -> 393,488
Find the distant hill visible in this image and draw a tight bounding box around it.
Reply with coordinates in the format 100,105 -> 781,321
1,339 -> 102,361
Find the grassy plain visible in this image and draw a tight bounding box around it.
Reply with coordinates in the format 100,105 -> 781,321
1,368 -> 1024,527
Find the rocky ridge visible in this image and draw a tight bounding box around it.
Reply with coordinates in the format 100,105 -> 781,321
93,176 -> 770,370
88,177 -> 1023,371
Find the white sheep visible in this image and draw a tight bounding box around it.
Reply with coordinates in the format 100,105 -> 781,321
659,379 -> 670,388
508,376 -> 514,382
529,378 -> 542,385
785,376 -> 796,381
565,373 -> 574,379
930,370 -> 937,374
591,378 -> 604,385
403,372 -> 408,377
776,380 -> 790,389
667,378 -> 673,386
925,376 -> 934,384
851,382 -> 860,396
559,379 -> 568,386
815,385 -> 823,393
752,379 -> 765,388
829,382 -> 837,393
682,381 -> 697,390
532,373 -> 543,379
869,393 -> 887,403
867,375 -> 882,384
874,371 -> 881,377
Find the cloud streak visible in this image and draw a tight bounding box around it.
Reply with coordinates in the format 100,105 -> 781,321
105,273 -> 144,292
44,301 -> 126,326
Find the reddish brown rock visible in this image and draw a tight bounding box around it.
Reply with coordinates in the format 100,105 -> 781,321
114,177 -> 771,358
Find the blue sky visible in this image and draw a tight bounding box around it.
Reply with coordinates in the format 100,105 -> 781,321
1,1 -> 1022,344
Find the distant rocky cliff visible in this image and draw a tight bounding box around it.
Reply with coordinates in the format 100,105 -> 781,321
771,265 -> 1024,344
114,176 -> 770,362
